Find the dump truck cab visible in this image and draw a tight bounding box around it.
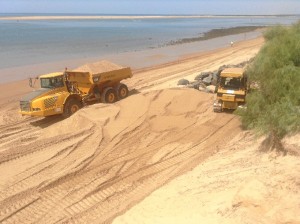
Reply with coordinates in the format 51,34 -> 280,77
40,73 -> 65,89
213,67 -> 247,112
20,72 -> 73,117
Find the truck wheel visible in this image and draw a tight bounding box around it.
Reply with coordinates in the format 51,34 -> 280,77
101,88 -> 117,103
116,84 -> 128,100
213,100 -> 222,113
63,99 -> 82,118
213,107 -> 221,113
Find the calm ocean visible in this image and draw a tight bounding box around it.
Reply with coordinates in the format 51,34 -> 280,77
0,14 -> 299,70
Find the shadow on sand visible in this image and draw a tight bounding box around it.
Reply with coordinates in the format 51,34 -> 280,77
128,88 -> 140,96
30,115 -> 64,128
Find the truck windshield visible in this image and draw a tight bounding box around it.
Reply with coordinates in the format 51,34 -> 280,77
40,77 -> 64,88
220,77 -> 243,90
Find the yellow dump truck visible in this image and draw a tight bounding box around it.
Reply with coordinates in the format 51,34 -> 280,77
213,67 -> 247,112
20,61 -> 132,117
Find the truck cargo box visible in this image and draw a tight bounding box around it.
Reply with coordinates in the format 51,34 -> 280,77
65,60 -> 133,94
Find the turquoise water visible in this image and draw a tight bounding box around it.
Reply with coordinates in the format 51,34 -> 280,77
0,15 -> 299,70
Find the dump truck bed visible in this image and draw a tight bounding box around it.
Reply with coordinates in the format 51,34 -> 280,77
65,60 -> 132,94
75,60 -> 126,74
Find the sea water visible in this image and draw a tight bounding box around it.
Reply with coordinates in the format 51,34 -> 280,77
0,14 -> 299,70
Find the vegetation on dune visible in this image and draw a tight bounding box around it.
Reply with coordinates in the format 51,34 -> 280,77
238,21 -> 300,153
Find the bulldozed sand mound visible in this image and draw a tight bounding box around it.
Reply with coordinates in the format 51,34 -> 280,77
75,60 -> 125,74
0,88 -> 242,223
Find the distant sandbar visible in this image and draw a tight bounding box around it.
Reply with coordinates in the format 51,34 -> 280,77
0,15 -> 286,21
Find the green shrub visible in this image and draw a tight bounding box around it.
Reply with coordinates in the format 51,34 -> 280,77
238,21 -> 300,152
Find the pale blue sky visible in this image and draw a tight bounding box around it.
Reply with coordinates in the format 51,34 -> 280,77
0,0 -> 300,15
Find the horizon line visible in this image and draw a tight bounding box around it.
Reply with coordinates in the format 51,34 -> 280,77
1,14 -> 299,21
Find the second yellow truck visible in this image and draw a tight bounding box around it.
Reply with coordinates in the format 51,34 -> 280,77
213,67 -> 247,112
20,61 -> 132,117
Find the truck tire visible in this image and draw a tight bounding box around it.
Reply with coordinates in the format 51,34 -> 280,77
101,87 -> 117,103
63,98 -> 82,118
116,83 -> 129,100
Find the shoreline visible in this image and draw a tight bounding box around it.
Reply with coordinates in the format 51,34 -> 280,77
0,29 -> 263,84
0,15 -> 294,21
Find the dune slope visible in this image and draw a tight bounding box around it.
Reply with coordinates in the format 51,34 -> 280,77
0,89 -> 242,223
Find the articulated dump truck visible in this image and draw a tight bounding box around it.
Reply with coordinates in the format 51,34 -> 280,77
213,67 -> 247,112
20,61 -> 132,117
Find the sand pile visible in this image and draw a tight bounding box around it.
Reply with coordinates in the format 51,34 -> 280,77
0,88 -> 242,223
74,60 -> 125,74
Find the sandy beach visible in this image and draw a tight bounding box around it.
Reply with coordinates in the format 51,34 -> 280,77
0,34 -> 299,224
